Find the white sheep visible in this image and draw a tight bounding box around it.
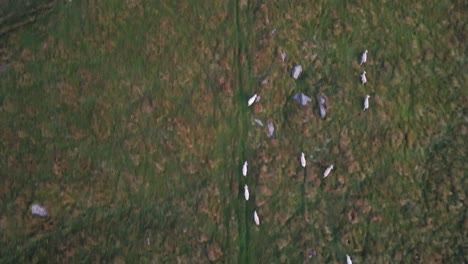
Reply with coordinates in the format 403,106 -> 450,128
254,210 -> 260,225
31,204 -> 48,217
301,152 -> 306,168
244,185 -> 250,201
291,65 -> 302,79
248,94 -> 258,106
360,50 -> 368,65
364,94 -> 370,111
242,161 -> 248,176
281,51 -> 286,62
360,71 -> 367,85
323,165 -> 334,178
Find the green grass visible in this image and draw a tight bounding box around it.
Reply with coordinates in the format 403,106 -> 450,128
0,0 -> 467,263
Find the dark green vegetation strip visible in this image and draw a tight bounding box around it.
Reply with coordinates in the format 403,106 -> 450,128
0,0 -> 466,263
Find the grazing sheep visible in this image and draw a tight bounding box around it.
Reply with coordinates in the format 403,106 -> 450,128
317,95 -> 327,119
31,204 -> 48,217
301,152 -> 306,168
281,51 -> 286,62
254,210 -> 260,225
323,165 -> 334,178
248,94 -> 258,106
242,161 -> 248,176
361,71 -> 367,85
244,185 -> 250,201
360,50 -> 368,65
364,94 -> 370,111
254,119 -> 264,126
267,122 -> 274,137
294,92 -> 312,106
291,65 -> 302,79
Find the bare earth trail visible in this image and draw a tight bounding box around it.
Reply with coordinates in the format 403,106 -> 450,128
225,0 -> 253,262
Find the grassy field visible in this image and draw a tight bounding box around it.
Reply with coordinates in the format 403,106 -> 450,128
0,0 -> 466,263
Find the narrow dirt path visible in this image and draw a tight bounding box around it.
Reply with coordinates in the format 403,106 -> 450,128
228,0 -> 253,262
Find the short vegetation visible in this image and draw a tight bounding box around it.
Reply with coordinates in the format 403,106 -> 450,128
0,0 -> 466,263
